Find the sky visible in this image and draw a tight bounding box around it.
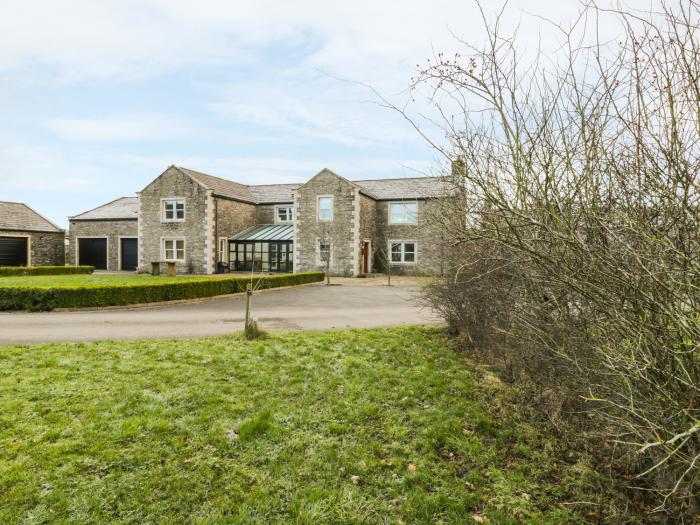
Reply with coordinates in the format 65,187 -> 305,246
0,0 -> 656,228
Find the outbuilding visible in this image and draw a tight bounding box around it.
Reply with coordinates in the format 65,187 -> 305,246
0,201 -> 65,267
67,197 -> 139,271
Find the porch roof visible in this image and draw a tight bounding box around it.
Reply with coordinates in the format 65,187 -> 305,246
230,223 -> 294,242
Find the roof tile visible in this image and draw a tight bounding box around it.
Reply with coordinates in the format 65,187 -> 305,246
70,197 -> 139,221
0,202 -> 63,232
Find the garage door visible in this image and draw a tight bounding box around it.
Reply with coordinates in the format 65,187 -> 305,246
78,238 -> 107,270
120,238 -> 138,271
0,236 -> 28,266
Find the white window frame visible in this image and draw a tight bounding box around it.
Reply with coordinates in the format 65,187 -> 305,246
162,238 -> 186,262
218,237 -> 228,262
317,195 -> 333,222
388,240 -> 417,264
274,205 -> 294,224
316,238 -> 332,266
388,201 -> 418,225
161,198 -> 186,223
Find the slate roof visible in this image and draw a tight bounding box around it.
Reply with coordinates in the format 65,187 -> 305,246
0,201 -> 63,233
176,166 -> 452,203
352,177 -> 454,200
248,184 -> 301,204
177,167 -> 255,203
230,223 -> 294,241
70,197 -> 140,221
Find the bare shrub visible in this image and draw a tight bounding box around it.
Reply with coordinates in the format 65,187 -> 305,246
405,1 -> 700,517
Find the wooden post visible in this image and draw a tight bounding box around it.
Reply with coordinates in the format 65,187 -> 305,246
245,282 -> 252,330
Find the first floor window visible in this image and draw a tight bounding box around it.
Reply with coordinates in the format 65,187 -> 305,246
318,196 -> 333,221
318,239 -> 331,265
276,205 -> 293,223
390,241 -> 416,263
164,239 -> 185,261
389,201 -> 417,224
163,198 -> 185,221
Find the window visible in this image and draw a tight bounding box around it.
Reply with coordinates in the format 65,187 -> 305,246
218,238 -> 228,262
163,239 -> 185,261
389,202 -> 417,224
318,196 -> 333,221
163,198 -> 185,222
390,241 -> 416,264
317,239 -> 331,265
275,205 -> 293,223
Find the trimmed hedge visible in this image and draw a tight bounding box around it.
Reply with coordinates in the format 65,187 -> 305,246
0,272 -> 324,311
0,266 -> 94,277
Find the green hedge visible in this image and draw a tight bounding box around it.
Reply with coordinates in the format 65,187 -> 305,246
0,272 -> 324,311
0,266 -> 94,277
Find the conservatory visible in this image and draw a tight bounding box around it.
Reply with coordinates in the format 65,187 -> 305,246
228,223 -> 294,272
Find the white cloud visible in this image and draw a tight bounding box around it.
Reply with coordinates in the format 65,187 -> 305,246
0,144 -> 97,190
0,0 -> 643,83
44,114 -> 191,141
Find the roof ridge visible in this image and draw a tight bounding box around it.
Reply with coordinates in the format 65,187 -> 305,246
352,175 -> 443,183
176,165 -> 256,203
178,166 -> 249,187
247,182 -> 302,188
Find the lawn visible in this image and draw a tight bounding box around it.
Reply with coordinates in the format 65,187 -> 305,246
0,327 -> 631,524
0,273 -> 226,288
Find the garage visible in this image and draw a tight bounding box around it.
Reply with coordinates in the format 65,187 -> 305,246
120,238 -> 138,271
78,238 -> 107,270
0,236 -> 28,267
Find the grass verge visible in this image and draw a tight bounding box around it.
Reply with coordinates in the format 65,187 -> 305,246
0,327 -> 639,524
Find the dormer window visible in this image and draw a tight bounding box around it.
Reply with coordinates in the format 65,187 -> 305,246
275,205 -> 293,223
162,198 -> 185,222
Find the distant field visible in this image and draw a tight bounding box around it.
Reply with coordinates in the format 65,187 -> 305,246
0,274 -> 224,288
0,327 -> 633,524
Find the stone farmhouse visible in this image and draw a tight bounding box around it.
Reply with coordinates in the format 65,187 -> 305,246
67,165 -> 452,276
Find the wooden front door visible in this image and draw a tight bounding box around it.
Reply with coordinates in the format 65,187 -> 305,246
361,241 -> 370,273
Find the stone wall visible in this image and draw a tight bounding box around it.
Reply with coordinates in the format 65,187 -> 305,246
375,199 -> 444,275
1,230 -> 65,266
254,203 -> 294,225
255,204 -> 275,224
213,197 -> 256,267
67,220 -> 137,270
138,167 -> 212,274
294,170 -> 357,276
358,194 -> 377,273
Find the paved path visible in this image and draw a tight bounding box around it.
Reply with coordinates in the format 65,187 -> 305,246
0,282 -> 440,344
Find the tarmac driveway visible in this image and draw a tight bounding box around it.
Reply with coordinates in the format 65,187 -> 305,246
0,281 -> 441,344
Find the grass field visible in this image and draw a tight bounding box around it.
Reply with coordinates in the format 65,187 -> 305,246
0,327 -> 632,524
0,273 -> 227,288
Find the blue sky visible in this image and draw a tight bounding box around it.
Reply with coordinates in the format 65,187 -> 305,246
0,0 -> 645,228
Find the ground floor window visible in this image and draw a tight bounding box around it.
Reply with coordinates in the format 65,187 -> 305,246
390,241 -> 416,264
229,241 -> 293,272
317,239 -> 331,266
163,239 -> 185,261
